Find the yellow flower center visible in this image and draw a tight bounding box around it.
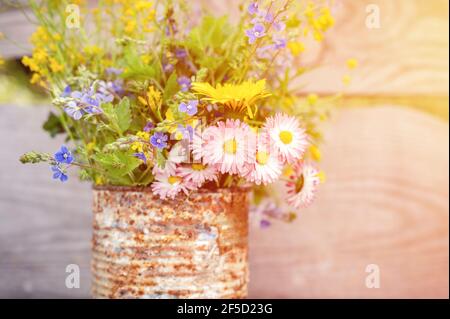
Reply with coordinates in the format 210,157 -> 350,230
223,139 -> 238,154
295,175 -> 305,193
279,130 -> 293,144
192,163 -> 205,171
168,176 -> 181,185
256,151 -> 269,165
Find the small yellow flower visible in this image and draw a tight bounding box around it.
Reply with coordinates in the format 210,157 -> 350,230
30,73 -> 41,84
140,54 -> 152,65
307,93 -> 318,106
49,58 -> 64,73
342,74 -> 352,86
309,145 -> 322,161
124,20 -> 137,34
95,175 -> 104,185
136,131 -> 150,140
52,33 -> 62,41
287,42 -> 305,56
346,58 -> 359,70
84,45 -> 103,56
317,171 -> 326,183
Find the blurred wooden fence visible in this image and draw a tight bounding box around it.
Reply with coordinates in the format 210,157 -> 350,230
0,0 -> 448,298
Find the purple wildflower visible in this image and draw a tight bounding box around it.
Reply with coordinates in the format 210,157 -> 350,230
177,76 -> 191,92
273,21 -> 286,32
264,12 -> 274,23
245,24 -> 266,44
274,38 -> 287,50
164,64 -> 174,73
105,67 -> 123,76
64,101 -> 84,120
177,124 -> 194,140
143,121 -> 155,132
260,219 -> 271,229
150,132 -> 168,149
175,48 -> 188,59
54,145 -> 73,164
179,100 -> 198,116
68,86 -> 113,117
133,152 -> 147,164
51,165 -> 68,182
61,85 -> 71,97
99,79 -> 124,96
248,2 -> 259,15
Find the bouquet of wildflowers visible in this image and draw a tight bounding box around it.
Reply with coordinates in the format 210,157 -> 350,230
20,0 -> 349,222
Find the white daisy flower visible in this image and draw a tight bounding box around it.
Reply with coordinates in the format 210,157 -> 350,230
178,163 -> 218,187
201,119 -> 256,175
285,162 -> 320,209
151,173 -> 197,200
243,133 -> 283,185
264,113 -> 308,164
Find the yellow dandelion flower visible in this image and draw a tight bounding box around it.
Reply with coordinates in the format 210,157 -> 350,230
0,56 -> 5,67
191,80 -> 271,118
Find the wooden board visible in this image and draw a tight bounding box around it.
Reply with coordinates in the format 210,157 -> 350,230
0,105 -> 448,298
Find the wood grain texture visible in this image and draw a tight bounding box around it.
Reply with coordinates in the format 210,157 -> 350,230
1,0 -> 448,95
299,0 -> 449,95
0,105 -> 448,298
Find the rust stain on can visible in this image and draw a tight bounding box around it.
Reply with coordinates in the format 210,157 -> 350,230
91,186 -> 249,299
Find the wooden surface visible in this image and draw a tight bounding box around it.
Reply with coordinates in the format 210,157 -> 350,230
0,105 -> 448,298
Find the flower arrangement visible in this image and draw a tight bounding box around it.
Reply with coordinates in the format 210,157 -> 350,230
19,0 -> 354,224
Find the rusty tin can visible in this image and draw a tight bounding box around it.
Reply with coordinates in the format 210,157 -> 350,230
91,186 -> 249,299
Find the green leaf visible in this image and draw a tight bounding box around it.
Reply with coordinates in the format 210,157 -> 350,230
42,112 -> 65,137
102,98 -> 132,136
116,97 -> 131,133
163,72 -> 179,103
120,45 -> 156,80
93,151 -> 141,177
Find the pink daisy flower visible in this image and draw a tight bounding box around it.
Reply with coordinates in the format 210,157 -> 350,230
243,133 -> 283,185
192,125 -> 215,162
151,173 -> 197,200
264,113 -> 308,164
285,162 -> 320,209
201,119 -> 256,175
178,163 -> 218,187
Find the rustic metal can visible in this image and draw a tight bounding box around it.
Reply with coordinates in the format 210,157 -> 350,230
91,186 -> 249,299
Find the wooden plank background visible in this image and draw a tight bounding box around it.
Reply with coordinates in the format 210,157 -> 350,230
0,0 -> 449,298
